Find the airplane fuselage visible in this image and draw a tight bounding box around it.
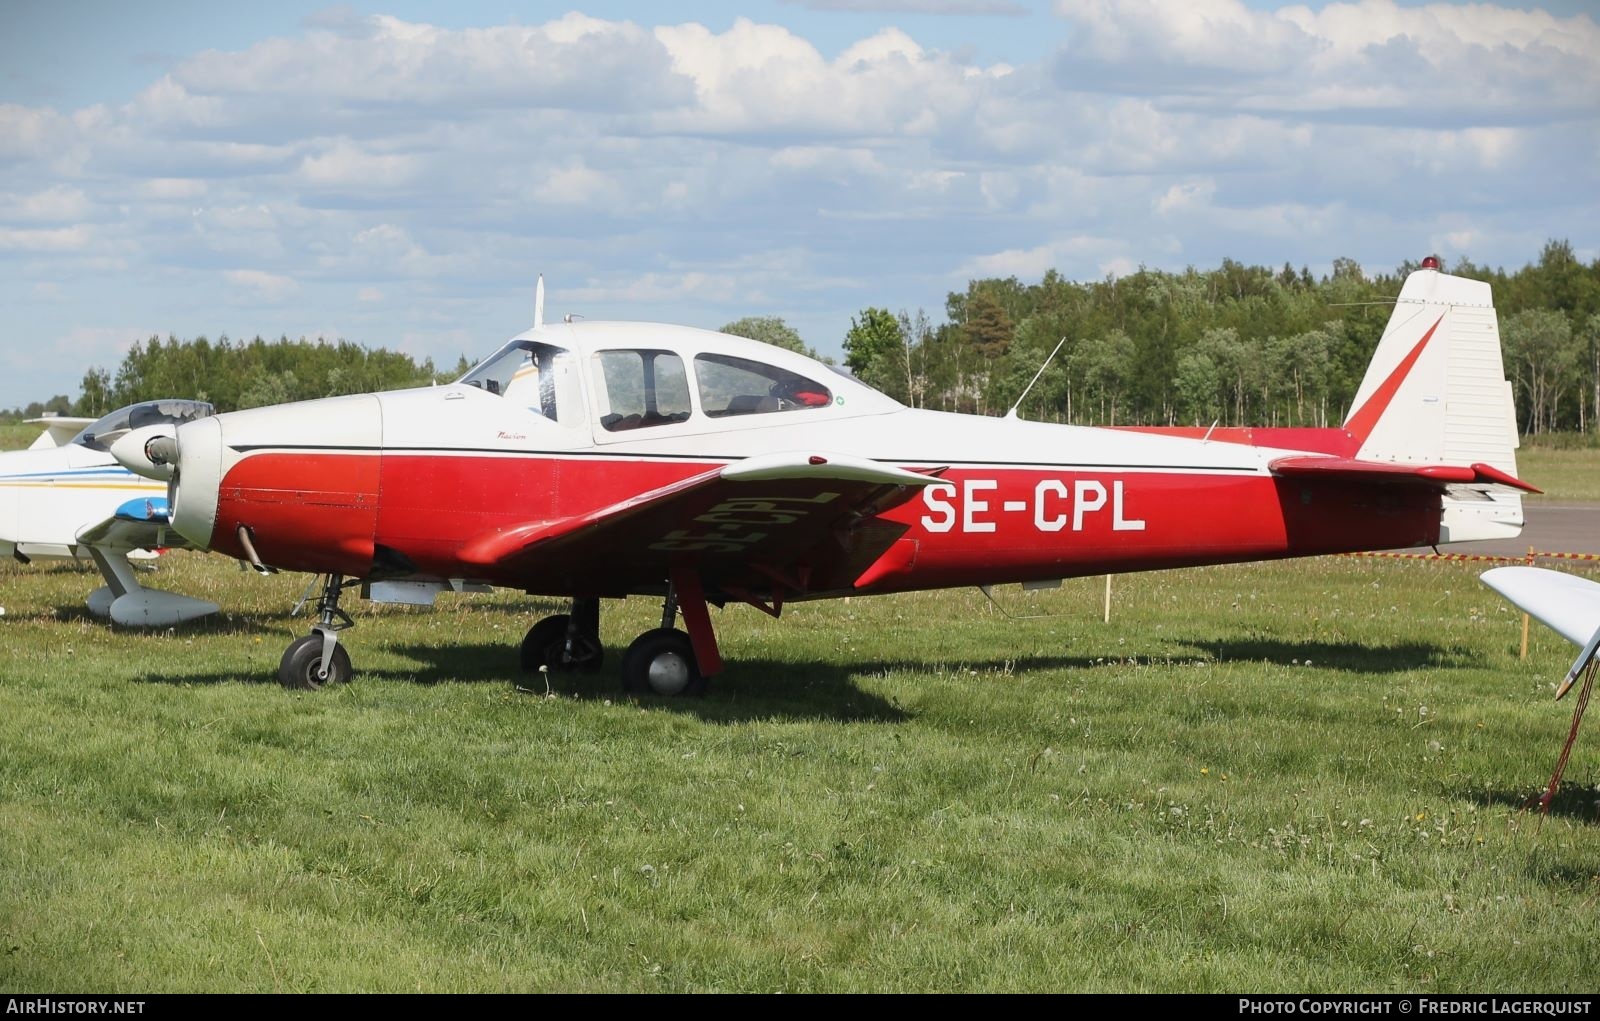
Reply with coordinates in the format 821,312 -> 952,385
180,384 -> 1443,598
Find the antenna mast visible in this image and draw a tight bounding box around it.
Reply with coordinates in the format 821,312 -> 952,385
1005,337 -> 1068,419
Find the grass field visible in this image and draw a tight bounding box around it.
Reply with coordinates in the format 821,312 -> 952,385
0,422 -> 44,451
2,551 -> 1600,992
1517,447 -> 1600,503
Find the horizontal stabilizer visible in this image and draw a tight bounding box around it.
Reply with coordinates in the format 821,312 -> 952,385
1269,455 -> 1539,493
24,416 -> 93,450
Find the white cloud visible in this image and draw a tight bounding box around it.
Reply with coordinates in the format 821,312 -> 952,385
298,141 -> 417,189
172,12 -> 693,114
2,186 -> 91,222
0,6 -> 1594,409
1099,255 -> 1138,279
567,271 -> 743,305
650,18 -> 1020,141
139,178 -> 208,200
534,162 -> 619,207
0,104 -> 73,163
1154,180 -> 1215,215
1056,0 -> 1317,75
958,236 -> 1133,279
224,269 -> 298,301
0,226 -> 91,252
789,1 -> 1028,12
1054,0 -> 1600,128
837,27 -> 925,66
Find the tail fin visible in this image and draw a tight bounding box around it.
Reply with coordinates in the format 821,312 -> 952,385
1342,262 -> 1524,542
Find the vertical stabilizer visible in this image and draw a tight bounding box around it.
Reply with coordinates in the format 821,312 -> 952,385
1342,261 -> 1523,542
1344,265 -> 1518,474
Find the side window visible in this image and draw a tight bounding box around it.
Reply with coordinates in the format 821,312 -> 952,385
696,354 -> 833,418
591,350 -> 692,432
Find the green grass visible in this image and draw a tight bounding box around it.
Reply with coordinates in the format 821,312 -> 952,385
1517,447 -> 1600,502
0,422 -> 46,451
2,553 -> 1599,992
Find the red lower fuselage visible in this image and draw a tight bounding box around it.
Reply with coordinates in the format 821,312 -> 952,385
206,445 -> 1441,598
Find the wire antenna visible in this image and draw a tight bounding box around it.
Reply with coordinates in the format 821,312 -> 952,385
1006,336 -> 1068,419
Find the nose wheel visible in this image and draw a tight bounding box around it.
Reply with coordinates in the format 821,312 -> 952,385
279,634 -> 352,690
279,573 -> 357,690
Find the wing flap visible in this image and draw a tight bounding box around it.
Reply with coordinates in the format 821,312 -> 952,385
1269,455 -> 1540,493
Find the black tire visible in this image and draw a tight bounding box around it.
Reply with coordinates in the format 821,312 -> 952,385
622,628 -> 705,697
520,614 -> 603,674
278,634 -> 352,690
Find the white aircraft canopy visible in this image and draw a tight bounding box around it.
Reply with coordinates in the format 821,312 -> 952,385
72,400 -> 214,452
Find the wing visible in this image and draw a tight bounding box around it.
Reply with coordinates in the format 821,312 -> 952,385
75,496 -> 197,551
457,451 -> 943,596
1483,566 -> 1600,700
1269,455 -> 1539,493
1481,567 -> 1600,648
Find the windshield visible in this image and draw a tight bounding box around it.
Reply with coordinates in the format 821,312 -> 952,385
459,339 -> 572,421
73,400 -> 215,452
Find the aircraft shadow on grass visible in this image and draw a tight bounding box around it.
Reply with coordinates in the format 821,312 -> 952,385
122,632 -> 1469,722
128,643 -> 912,725
1176,637 -> 1475,673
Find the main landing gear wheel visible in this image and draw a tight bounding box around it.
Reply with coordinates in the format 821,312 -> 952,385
622,628 -> 705,697
520,614 -> 604,674
279,634 -> 352,690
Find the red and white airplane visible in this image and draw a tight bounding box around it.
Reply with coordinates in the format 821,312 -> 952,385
113,260 -> 1533,693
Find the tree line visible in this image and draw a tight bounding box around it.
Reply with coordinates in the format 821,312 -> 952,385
7,240 -> 1596,438
844,240 -> 1599,436
5,335 -> 466,422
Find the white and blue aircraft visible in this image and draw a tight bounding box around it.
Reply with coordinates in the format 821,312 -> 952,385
1482,566 -> 1600,701
1,400 -> 221,626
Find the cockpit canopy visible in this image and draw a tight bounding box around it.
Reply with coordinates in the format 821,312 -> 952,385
72,400 -> 215,452
459,321 -> 897,435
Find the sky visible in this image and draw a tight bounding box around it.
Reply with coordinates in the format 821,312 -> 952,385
1,0 -> 1597,410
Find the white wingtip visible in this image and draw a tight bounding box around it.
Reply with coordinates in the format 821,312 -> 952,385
534,275 -> 545,331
